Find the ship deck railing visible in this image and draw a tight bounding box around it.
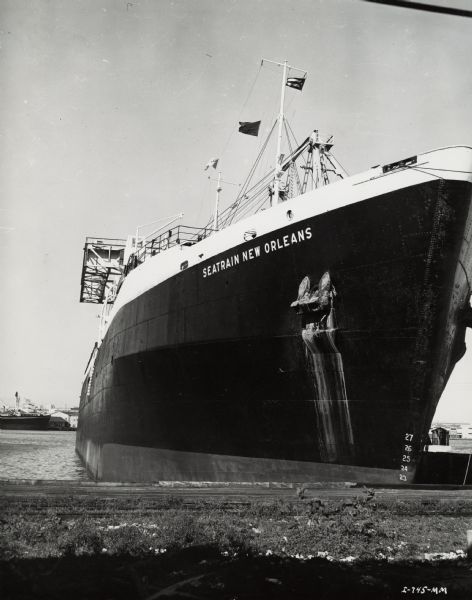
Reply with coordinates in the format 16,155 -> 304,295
124,224 -> 215,275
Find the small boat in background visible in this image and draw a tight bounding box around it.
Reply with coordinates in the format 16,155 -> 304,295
0,392 -> 51,431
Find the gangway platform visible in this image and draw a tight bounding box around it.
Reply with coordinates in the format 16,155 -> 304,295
79,237 -> 126,304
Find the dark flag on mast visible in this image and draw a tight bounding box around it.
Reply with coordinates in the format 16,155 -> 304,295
238,121 -> 261,136
286,77 -> 306,91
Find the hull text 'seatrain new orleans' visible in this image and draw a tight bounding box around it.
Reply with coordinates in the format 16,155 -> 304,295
77,59 -> 472,484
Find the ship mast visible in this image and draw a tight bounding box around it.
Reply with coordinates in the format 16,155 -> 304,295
213,171 -> 222,231
207,170 -> 240,232
261,58 -> 307,205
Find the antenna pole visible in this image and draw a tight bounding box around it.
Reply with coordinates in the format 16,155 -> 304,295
213,171 -> 222,231
274,60 -> 287,204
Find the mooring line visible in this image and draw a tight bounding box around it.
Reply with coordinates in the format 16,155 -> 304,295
462,453 -> 472,486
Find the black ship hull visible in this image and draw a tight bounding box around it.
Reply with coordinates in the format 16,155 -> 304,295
0,415 -> 51,431
77,175 -> 472,483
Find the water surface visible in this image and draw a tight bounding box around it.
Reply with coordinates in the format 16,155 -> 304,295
0,430 -> 88,480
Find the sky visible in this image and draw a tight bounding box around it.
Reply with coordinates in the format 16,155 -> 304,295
0,0 -> 471,419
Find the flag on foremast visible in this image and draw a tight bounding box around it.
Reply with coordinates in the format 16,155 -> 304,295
286,77 -> 306,91
238,121 -> 261,136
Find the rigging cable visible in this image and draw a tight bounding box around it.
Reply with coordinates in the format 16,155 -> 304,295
285,119 -> 311,190
218,62 -> 263,161
324,154 -> 346,180
329,153 -> 349,177
283,119 -> 303,195
218,120 -> 278,227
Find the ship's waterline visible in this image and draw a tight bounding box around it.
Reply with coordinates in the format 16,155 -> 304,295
79,438 -> 398,484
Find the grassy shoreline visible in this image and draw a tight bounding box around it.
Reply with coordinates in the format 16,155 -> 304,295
2,490 -> 472,598
2,492 -> 472,561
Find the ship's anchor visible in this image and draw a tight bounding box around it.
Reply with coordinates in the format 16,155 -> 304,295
290,271 -> 336,329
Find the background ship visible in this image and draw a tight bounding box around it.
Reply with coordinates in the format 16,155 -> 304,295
76,59 -> 472,484
0,393 -> 51,431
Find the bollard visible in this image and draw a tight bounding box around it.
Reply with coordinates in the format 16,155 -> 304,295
467,530 -> 472,559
